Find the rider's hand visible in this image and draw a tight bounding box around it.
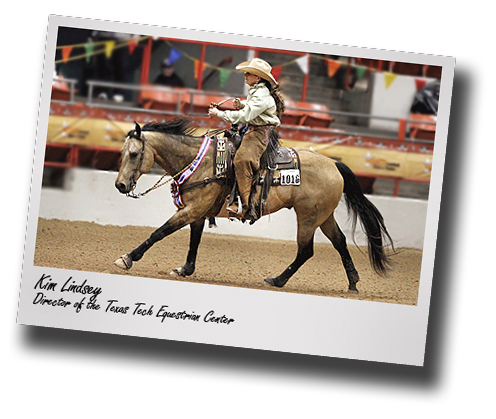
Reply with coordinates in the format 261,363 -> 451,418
208,107 -> 219,117
233,98 -> 241,109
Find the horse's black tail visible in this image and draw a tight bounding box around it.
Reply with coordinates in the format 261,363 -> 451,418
335,161 -> 394,276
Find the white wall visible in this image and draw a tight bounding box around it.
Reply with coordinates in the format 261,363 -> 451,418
369,73 -> 436,132
39,168 -> 427,249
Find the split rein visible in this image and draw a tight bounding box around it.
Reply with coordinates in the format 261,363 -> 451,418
126,161 -> 191,199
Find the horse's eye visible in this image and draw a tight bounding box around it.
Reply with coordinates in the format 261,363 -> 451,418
129,152 -> 138,159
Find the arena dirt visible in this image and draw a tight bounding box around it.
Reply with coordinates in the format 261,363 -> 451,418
33,218 -> 422,305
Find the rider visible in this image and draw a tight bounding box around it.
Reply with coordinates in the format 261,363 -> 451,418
208,58 -> 284,218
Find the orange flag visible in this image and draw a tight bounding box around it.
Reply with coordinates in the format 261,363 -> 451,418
61,46 -> 73,64
194,60 -> 206,79
128,38 -> 138,55
326,59 -> 342,78
415,78 -> 427,92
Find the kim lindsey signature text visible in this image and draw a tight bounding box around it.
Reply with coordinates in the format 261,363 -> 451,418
32,273 -> 235,325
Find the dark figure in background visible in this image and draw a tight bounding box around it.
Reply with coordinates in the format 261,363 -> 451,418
91,31 -> 134,102
154,59 -> 185,87
411,79 -> 440,115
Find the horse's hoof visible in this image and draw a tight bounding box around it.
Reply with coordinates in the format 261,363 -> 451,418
264,277 -> 285,288
114,254 -> 132,270
170,268 -> 184,277
348,284 -> 359,294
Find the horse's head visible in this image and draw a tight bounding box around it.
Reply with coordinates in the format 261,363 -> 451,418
115,122 -> 155,195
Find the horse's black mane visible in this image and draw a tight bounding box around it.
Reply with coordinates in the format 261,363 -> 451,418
141,118 -> 199,137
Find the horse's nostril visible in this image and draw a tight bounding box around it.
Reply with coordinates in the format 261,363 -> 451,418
116,182 -> 126,193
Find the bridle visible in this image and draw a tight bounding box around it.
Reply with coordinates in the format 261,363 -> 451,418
123,127 -> 209,199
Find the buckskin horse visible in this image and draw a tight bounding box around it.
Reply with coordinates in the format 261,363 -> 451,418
113,117 -> 394,292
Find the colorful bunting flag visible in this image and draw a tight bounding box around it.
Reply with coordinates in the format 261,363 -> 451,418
384,72 -> 397,89
61,46 -> 73,64
105,40 -> 115,58
219,68 -> 231,87
296,55 -> 309,74
194,60 -> 206,79
168,48 -> 182,64
415,78 -> 427,92
54,38 -> 423,96
326,59 -> 342,78
355,65 -> 367,80
272,66 -> 282,81
128,38 -> 137,55
84,43 -> 94,63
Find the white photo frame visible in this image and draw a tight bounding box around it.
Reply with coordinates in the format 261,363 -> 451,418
17,15 -> 455,366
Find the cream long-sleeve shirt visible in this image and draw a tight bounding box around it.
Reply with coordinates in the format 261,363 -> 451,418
216,83 -> 280,126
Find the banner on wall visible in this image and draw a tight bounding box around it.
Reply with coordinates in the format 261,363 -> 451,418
280,139 -> 431,181
47,115 -> 432,182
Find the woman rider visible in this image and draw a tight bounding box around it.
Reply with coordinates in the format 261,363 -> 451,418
208,58 -> 284,218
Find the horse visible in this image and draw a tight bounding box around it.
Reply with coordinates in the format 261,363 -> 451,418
113,117 -> 394,292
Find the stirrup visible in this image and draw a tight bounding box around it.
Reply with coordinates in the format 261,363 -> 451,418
226,204 -> 240,215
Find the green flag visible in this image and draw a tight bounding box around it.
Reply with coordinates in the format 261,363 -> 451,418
355,65 -> 367,80
219,68 -> 231,87
84,43 -> 95,63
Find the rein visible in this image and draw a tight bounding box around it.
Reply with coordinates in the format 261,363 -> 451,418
126,161 -> 195,199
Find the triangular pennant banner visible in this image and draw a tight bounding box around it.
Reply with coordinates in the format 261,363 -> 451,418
128,38 -> 138,55
105,40 -> 115,58
271,66 -> 282,82
355,65 -> 367,80
384,72 -> 398,89
168,48 -> 182,64
218,68 -> 231,87
296,55 -> 309,74
415,78 -> 427,92
194,60 -> 206,79
62,46 -> 73,64
84,43 -> 94,63
326,59 -> 342,78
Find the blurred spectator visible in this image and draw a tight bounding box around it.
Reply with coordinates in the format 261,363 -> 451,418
91,31 -> 135,102
154,59 -> 185,87
411,79 -> 440,115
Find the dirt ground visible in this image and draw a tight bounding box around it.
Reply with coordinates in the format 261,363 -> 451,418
33,218 -> 422,305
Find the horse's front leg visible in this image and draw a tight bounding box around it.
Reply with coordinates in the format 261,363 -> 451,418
170,218 -> 205,277
265,212 -> 317,288
114,208 -> 199,270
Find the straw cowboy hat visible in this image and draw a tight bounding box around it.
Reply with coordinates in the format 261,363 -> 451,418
236,58 -> 278,85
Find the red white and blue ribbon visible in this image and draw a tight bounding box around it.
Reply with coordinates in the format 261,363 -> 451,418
171,135 -> 212,208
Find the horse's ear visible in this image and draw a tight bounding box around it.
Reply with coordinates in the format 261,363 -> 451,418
134,121 -> 141,138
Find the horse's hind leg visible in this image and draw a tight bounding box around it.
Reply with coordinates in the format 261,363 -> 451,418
171,218 -> 205,277
320,215 -> 360,293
